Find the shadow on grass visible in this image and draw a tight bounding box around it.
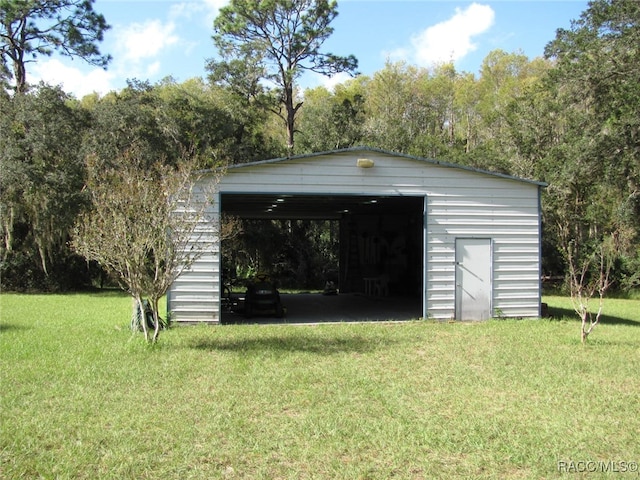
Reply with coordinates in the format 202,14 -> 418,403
0,323 -> 30,332
191,333 -> 397,356
547,305 -> 640,327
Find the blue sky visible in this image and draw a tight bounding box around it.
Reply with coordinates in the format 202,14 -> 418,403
29,0 -> 590,98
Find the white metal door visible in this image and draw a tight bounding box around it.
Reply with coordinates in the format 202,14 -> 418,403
455,238 -> 492,320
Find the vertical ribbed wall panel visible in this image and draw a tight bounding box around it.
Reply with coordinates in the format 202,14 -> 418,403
168,189 -> 221,323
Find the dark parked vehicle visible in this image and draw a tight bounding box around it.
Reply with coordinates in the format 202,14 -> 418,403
244,273 -> 285,318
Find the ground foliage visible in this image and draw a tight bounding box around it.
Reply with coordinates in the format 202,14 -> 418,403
1,293 -> 639,479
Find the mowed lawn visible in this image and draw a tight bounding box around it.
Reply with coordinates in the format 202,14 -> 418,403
1,293 -> 639,479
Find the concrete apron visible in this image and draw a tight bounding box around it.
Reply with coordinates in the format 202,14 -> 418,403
222,292 -> 422,325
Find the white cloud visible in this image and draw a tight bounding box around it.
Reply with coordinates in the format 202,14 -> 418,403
145,61 -> 161,78
25,6 -> 199,97
321,72 -> 353,92
202,0 -> 230,25
202,0 -> 230,16
302,71 -> 354,93
30,58 -> 114,97
28,18 -> 180,98
171,0 -> 228,27
116,19 -> 179,61
391,3 -> 495,67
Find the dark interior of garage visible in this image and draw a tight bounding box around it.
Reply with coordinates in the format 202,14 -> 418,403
220,194 -> 424,322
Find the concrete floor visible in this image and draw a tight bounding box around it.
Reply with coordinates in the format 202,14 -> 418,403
222,292 -> 422,324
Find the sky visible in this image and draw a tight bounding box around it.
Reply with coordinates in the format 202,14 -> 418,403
28,0 -> 590,98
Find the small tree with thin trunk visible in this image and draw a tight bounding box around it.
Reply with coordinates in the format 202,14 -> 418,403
73,145 -> 238,343
565,239 -> 614,344
546,164 -> 620,344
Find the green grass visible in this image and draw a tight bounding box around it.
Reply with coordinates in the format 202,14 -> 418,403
1,293 -> 639,479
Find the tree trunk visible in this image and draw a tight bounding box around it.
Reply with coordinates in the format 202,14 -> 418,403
135,296 -> 149,342
151,297 -> 161,343
2,206 -> 15,258
283,81 -> 299,153
285,103 -> 295,152
14,59 -> 27,94
11,27 -> 27,94
581,311 -> 588,344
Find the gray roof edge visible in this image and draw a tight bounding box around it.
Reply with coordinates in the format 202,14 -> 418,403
207,146 -> 548,188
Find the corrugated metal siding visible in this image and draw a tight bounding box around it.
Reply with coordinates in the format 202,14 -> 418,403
171,151 -> 542,322
426,188 -> 541,319
168,188 -> 221,323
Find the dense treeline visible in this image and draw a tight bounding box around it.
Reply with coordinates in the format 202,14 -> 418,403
0,79 -> 282,290
1,0 -> 638,293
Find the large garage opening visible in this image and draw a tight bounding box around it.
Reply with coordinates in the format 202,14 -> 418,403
220,193 -> 424,323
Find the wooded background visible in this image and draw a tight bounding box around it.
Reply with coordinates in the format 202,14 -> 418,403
1,0 -> 638,294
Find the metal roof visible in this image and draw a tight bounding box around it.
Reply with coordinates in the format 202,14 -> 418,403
222,146 -> 548,188
216,146 -> 546,219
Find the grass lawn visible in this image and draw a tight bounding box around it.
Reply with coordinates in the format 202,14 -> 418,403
1,292 -> 639,479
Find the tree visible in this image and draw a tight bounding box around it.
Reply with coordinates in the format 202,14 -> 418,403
361,61 -> 458,157
544,0 -> 640,287
0,84 -> 90,290
362,62 -> 420,153
565,235 -> 614,344
203,62 -> 286,163
512,0 -> 640,341
296,78 -> 365,152
0,0 -> 111,93
72,145 -> 238,343
81,79 -> 228,169
80,81 -> 177,171
211,0 -> 358,152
